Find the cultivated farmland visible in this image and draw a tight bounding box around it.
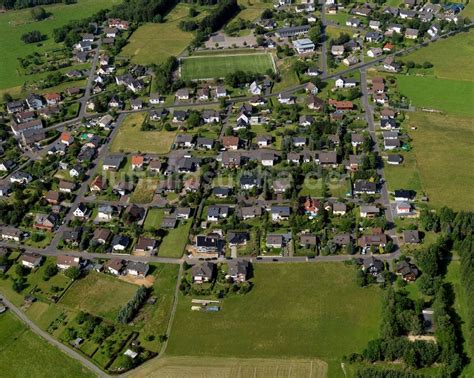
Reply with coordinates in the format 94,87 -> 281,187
130,356 -> 328,378
166,263 -> 382,376
180,53 -> 274,80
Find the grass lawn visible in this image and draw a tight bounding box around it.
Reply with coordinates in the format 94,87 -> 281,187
130,178 -> 159,204
0,0 -> 119,91
299,176 -> 349,198
405,112 -> 474,211
60,272 -> 137,320
384,152 -> 423,193
144,208 -> 165,231
135,264 -> 180,352
181,53 -> 274,80
0,311 -> 94,377
110,112 -> 176,154
158,220 -> 192,258
130,355 -> 328,378
445,258 -> 474,378
237,0 -> 273,21
166,263 -> 382,375
396,75 -> 474,117
119,4 -> 194,65
272,56 -> 299,93
401,30 -> 474,82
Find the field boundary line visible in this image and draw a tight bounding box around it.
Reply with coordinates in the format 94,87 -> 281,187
181,52 -> 272,59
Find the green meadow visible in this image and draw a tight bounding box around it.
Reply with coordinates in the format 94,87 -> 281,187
0,0 -> 119,92
167,263 -> 382,375
397,76 -> 474,117
0,311 -> 94,377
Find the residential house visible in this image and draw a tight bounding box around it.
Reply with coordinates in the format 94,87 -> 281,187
192,262 -> 215,283
21,253 -> 42,269
126,262 -> 149,278
271,206 -> 290,222
360,205 -> 380,218
227,260 -> 250,282
105,258 -> 125,275
57,255 -> 81,270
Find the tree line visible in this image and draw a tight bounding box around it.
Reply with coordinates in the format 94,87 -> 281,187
0,0 -> 74,10
116,285 -> 148,324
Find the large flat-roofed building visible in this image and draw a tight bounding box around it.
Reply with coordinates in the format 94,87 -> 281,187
293,38 -> 315,53
275,25 -> 310,38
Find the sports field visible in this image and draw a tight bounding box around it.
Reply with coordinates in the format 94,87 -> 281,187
397,76 -> 474,117
0,311 -> 94,377
119,4 -> 196,65
181,53 -> 274,80
59,272 -> 137,320
110,112 -> 177,154
405,111 -> 474,211
166,263 -> 382,376
0,0 -> 119,92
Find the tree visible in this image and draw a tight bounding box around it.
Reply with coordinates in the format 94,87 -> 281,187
31,7 -> 48,21
64,266 -> 81,280
21,30 -> 45,44
43,264 -> 58,280
15,264 -> 30,277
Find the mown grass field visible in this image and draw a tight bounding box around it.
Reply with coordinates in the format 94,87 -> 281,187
397,75 -> 474,117
401,30 -> 474,82
158,219 -> 193,258
0,311 -> 94,377
237,0 -> 273,21
135,264 -> 180,352
405,111 -> 474,211
119,4 -> 195,65
166,263 -> 382,376
131,356 -> 328,378
0,0 -> 119,91
384,152 -> 424,193
110,112 -> 176,154
181,53 -> 274,80
60,272 -> 137,320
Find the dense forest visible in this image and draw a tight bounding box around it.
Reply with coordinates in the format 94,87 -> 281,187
0,0 -> 74,10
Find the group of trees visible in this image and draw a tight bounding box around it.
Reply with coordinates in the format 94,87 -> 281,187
0,0 -> 73,10
108,0 -> 177,23
21,30 -> 46,43
345,289 -> 441,369
459,234 -> 474,366
152,56 -> 178,94
348,208 -> 473,376
117,286 -> 148,324
224,70 -> 263,88
192,0 -> 240,47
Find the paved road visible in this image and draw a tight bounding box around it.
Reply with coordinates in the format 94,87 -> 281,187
0,295 -> 108,378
